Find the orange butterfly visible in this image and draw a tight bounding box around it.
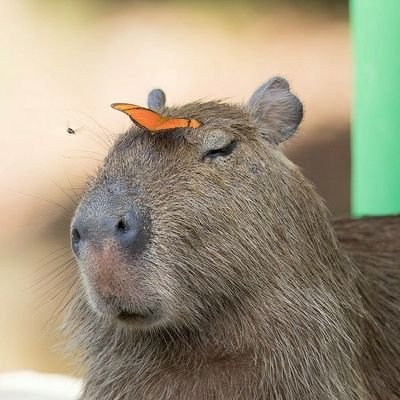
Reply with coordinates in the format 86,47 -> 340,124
111,103 -> 202,134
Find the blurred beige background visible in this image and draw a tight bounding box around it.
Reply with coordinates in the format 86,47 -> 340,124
0,0 -> 350,374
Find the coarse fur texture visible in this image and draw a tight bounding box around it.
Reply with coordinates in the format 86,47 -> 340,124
66,78 -> 400,400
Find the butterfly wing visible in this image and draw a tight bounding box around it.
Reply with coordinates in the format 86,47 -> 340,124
157,118 -> 202,130
156,118 -> 190,130
111,103 -> 165,131
111,103 -> 202,133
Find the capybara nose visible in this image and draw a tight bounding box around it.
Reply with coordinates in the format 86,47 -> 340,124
71,210 -> 150,257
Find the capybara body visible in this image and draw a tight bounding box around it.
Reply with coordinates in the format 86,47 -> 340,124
67,78 -> 400,399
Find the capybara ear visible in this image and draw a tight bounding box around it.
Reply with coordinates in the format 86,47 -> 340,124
248,77 -> 303,144
147,89 -> 166,111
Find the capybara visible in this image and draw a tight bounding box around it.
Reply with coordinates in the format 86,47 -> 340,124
67,77 -> 400,400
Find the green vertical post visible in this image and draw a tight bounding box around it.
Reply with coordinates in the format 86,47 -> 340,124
351,0 -> 400,216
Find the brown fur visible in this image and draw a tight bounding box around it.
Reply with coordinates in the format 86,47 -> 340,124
66,86 -> 400,399
334,217 -> 400,399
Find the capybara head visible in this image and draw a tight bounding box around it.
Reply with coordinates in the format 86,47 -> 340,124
70,77 -> 322,333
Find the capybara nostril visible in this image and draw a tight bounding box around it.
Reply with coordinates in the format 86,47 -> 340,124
114,211 -> 149,254
71,227 -> 82,256
117,218 -> 129,233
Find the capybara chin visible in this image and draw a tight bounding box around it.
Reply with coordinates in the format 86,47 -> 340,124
66,77 -> 400,400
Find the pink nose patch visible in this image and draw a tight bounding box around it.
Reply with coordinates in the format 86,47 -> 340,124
82,241 -> 148,315
86,243 -> 126,298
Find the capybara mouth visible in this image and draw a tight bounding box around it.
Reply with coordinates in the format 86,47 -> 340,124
116,310 -> 148,321
115,307 -> 159,324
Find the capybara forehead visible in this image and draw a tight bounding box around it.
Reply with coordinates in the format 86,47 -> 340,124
100,100 -> 255,173
115,100 -> 254,144
171,100 -> 248,124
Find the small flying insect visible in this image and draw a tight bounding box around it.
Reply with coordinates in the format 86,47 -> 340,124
66,120 -> 81,135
